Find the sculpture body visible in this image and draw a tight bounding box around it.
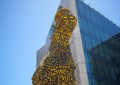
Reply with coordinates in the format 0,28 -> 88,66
32,8 -> 77,85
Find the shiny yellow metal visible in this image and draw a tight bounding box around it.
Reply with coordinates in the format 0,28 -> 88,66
32,8 -> 77,85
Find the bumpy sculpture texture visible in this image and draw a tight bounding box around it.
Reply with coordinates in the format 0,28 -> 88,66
32,8 -> 77,85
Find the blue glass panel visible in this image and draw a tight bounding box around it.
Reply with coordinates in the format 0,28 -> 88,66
88,22 -> 95,36
84,35 -> 92,49
75,0 -> 120,85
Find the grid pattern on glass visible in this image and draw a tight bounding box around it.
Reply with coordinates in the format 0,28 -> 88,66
75,0 -> 120,85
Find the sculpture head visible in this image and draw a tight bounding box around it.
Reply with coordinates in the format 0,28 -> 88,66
54,8 -> 77,38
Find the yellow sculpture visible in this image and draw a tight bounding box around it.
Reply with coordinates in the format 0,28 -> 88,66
32,8 -> 77,85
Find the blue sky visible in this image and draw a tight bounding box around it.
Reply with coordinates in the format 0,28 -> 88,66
0,0 -> 120,85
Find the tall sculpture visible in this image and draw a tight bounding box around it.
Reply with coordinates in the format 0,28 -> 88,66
32,8 -> 77,85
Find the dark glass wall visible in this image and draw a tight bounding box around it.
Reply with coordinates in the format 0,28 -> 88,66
75,0 -> 120,85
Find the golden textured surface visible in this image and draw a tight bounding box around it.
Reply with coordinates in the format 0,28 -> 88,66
32,8 -> 77,85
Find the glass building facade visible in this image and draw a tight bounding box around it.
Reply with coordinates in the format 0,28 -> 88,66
75,0 -> 120,85
37,0 -> 120,85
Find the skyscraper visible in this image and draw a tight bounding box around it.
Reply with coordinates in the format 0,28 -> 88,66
34,0 -> 120,85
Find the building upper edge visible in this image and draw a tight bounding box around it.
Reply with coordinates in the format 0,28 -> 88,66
46,0 -> 120,44
80,0 -> 120,28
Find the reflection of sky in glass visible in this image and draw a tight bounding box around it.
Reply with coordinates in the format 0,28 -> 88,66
76,0 -> 120,49
75,0 -> 120,85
